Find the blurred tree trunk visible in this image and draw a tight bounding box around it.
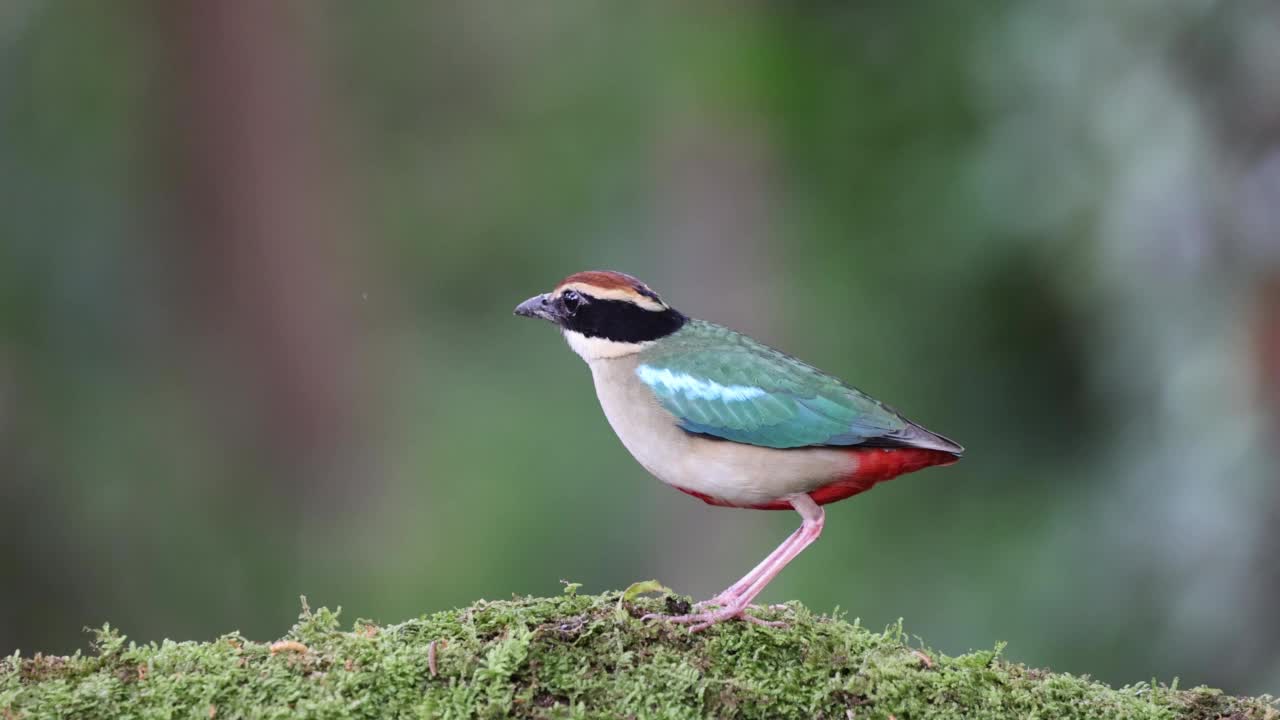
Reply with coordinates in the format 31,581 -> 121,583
1198,8 -> 1280,684
153,0 -> 369,514
652,116 -> 781,598
1252,273 -> 1280,669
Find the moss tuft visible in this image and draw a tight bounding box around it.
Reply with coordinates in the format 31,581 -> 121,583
2,592 -> 1276,719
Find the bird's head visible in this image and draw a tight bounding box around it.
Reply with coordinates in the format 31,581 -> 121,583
515,270 -> 687,360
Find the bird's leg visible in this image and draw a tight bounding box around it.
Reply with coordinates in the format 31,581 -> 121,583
694,525 -> 805,609
646,494 -> 825,632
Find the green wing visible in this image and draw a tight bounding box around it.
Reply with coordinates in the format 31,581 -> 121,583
636,321 -> 955,451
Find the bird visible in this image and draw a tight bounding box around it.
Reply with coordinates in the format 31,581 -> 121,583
514,270 -> 962,631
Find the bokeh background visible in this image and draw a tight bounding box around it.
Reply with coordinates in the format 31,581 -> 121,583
3,0 -> 1279,696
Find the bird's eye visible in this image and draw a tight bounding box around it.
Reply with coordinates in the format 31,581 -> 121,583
561,290 -> 581,314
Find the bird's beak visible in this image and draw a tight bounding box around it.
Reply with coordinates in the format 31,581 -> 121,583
514,293 -> 557,322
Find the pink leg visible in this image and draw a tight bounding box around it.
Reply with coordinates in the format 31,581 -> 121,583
646,494 -> 825,632
695,525 -> 806,609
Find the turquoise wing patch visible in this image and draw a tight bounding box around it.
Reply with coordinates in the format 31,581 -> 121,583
635,345 -> 911,450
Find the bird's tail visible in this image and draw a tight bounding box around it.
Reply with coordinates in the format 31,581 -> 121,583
889,422 -> 965,456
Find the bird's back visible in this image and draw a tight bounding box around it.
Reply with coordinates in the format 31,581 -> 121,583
635,320 -> 962,455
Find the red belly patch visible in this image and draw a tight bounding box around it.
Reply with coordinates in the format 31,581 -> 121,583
673,447 -> 959,511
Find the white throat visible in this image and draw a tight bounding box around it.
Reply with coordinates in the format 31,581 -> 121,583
562,329 -> 651,361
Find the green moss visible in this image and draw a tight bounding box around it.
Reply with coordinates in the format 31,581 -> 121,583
2,592 -> 1275,719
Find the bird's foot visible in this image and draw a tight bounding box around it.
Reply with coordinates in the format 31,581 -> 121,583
692,592 -> 737,611
692,581 -> 763,610
642,603 -> 786,633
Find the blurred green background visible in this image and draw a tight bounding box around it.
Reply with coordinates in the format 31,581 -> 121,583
3,0 -> 1279,697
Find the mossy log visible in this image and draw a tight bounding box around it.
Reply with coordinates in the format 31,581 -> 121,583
2,590 -> 1276,719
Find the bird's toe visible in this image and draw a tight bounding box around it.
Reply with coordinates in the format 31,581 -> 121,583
739,613 -> 787,629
